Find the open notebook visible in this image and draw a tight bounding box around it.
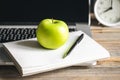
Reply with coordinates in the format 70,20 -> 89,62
3,31 -> 110,76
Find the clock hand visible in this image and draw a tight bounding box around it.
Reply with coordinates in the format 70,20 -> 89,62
102,0 -> 113,13
111,0 -> 113,9
103,7 -> 112,13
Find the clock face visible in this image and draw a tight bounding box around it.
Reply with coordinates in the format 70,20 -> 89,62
94,0 -> 120,26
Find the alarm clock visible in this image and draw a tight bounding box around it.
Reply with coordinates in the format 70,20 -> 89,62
94,0 -> 120,27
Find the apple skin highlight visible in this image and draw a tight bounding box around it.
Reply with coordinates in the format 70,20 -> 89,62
36,19 -> 69,49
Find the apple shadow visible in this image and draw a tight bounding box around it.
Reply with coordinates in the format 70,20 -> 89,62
16,40 -> 44,49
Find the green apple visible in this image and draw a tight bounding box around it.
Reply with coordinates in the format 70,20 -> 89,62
36,19 -> 69,49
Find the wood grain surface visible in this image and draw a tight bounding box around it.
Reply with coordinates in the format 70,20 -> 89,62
91,26 -> 120,68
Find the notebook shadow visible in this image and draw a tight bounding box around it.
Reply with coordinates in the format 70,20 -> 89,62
17,40 -> 44,49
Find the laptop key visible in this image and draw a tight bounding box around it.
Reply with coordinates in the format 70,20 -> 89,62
9,34 -> 14,41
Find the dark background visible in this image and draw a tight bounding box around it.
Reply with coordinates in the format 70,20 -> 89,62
90,0 -> 96,13
0,0 -> 88,25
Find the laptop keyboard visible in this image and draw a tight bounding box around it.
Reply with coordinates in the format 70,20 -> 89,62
0,28 -> 76,43
0,28 -> 36,43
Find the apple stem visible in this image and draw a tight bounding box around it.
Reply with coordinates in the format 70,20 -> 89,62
52,18 -> 54,23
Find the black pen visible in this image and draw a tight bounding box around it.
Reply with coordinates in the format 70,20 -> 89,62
63,33 -> 84,58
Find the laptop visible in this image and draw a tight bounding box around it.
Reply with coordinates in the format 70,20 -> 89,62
0,0 -> 93,66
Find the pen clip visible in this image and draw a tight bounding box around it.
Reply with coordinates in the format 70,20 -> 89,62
77,33 -> 84,43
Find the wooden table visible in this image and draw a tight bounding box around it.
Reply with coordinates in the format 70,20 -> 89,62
0,25 -> 120,79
